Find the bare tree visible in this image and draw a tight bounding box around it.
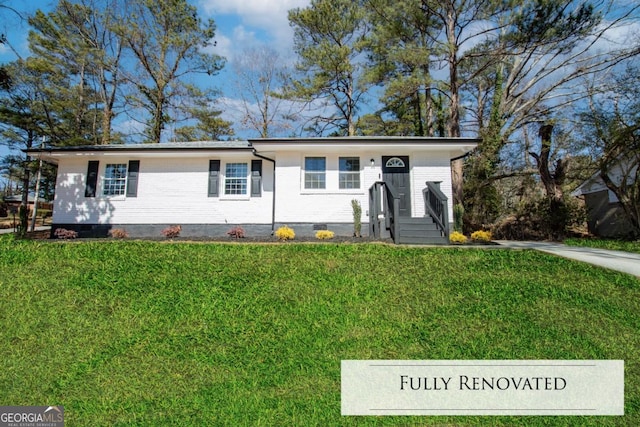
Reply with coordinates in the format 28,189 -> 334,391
231,47 -> 304,138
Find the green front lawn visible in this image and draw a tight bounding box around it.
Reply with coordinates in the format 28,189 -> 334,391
1,236 -> 638,426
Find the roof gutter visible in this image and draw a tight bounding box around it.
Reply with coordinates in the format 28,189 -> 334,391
252,149 -> 276,234
450,148 -> 476,162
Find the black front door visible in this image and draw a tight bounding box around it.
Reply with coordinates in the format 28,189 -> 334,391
382,156 -> 411,217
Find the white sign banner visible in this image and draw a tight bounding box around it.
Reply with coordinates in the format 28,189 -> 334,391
341,360 -> 624,416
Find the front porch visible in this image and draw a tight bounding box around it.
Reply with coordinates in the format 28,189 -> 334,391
369,181 -> 450,245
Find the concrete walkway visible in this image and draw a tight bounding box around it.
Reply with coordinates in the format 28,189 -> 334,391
495,240 -> 640,278
0,226 -> 51,235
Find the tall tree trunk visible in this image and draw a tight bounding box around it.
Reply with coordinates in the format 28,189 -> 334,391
76,60 -> 89,143
446,4 -> 463,208
262,92 -> 269,138
530,123 -> 569,239
19,136 -> 33,237
347,72 -> 355,136
425,86 -> 433,137
415,91 -> 424,136
533,124 -> 564,202
19,164 -> 30,237
102,108 -> 112,145
152,88 -> 165,143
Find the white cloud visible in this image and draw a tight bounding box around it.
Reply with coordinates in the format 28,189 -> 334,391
200,0 -> 310,51
588,20 -> 640,53
205,32 -> 232,59
200,0 -> 309,25
113,118 -> 146,142
202,25 -> 264,62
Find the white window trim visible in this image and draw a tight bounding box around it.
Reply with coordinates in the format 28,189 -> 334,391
339,156 -> 361,190
221,161 -> 250,200
302,156 -> 327,192
102,163 -> 128,199
301,155 -> 364,193
385,157 -> 406,168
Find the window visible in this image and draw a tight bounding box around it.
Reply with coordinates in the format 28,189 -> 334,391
85,161 -> 99,198
208,160 -> 220,197
103,163 -> 127,196
304,157 -> 326,189
339,157 -> 360,189
225,162 -> 248,195
385,157 -> 406,168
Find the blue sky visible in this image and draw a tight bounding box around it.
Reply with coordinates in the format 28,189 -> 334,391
0,0 -> 309,61
0,0 -> 311,160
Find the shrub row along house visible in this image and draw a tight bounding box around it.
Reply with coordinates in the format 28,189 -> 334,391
27,137 -> 478,244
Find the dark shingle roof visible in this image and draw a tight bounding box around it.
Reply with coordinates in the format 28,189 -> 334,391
27,140 -> 252,153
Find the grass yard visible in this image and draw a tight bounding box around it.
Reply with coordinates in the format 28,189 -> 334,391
564,238 -> 640,254
0,236 -> 638,426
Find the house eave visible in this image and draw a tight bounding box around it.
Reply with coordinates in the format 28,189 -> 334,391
25,141 -> 253,162
25,137 -> 480,162
250,137 -> 479,158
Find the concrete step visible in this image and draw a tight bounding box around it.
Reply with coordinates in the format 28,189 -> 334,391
398,216 -> 434,225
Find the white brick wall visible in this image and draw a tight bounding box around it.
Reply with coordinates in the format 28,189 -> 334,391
52,148 -> 456,226
273,150 -> 454,224
274,152 -> 368,223
53,155 -> 273,224
410,151 -> 455,220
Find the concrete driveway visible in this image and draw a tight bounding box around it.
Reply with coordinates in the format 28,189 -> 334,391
495,240 -> 640,278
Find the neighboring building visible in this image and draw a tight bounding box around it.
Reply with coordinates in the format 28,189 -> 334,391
2,195 -> 53,211
572,160 -> 637,238
3,195 -> 37,205
27,137 -> 478,243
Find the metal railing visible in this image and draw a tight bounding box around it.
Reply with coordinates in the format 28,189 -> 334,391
423,181 -> 449,239
369,181 -> 400,243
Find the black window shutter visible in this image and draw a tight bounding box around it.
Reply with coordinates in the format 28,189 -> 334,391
85,160 -> 99,198
208,160 -> 220,197
251,160 -> 262,197
126,160 -> 140,197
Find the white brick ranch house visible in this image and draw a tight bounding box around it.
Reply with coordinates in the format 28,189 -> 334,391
28,137 -> 478,244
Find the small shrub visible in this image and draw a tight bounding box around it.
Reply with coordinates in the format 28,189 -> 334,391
17,205 -> 28,238
315,230 -> 335,240
162,225 -> 182,238
449,231 -> 467,244
471,230 -> 492,243
275,225 -> 295,241
54,228 -> 78,240
109,228 -> 129,239
351,199 -> 362,237
227,226 -> 246,239
453,203 -> 464,233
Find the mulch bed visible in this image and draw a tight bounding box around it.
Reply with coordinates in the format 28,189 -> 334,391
24,232 -> 390,244
15,230 -> 496,246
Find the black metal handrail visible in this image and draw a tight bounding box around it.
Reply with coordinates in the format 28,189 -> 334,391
369,181 -> 400,243
423,181 -> 449,239
368,182 -> 382,238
